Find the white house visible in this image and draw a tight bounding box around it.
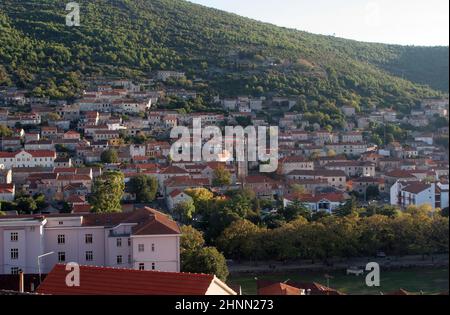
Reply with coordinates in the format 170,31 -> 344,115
0,150 -> 56,169
284,192 -> 347,214
0,207 -> 181,275
390,181 -> 443,210
166,189 -> 193,210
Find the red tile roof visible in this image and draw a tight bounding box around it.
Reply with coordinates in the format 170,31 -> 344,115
0,207 -> 180,235
36,265 -> 217,295
402,182 -> 431,194
258,282 -> 304,295
71,204 -> 91,214
0,183 -> 14,194
285,192 -> 346,203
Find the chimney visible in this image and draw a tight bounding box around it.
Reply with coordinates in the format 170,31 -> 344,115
19,271 -> 24,293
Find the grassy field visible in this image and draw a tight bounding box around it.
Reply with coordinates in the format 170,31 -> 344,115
229,268 -> 449,295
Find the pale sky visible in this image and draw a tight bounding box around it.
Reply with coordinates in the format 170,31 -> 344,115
188,0 -> 449,46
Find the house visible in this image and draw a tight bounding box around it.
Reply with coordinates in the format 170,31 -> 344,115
351,177 -> 385,196
325,142 -> 368,157
257,280 -> 344,295
156,71 -> 185,82
63,131 -> 81,141
283,192 -> 347,213
1,137 -> 22,151
257,282 -> 305,295
384,169 -> 420,189
323,161 -> 376,177
36,264 -> 236,295
24,132 -> 40,143
414,134 -> 434,146
287,170 -> 347,190
341,106 -> 356,117
54,157 -> 72,168
0,150 -> 56,169
279,156 -> 314,175
0,207 -> 181,275
24,140 -> 54,151
244,175 -> 278,199
166,189 -> 194,210
340,132 -> 363,143
93,130 -> 120,141
390,181 -> 437,210
164,176 -> 210,196
0,183 -> 15,202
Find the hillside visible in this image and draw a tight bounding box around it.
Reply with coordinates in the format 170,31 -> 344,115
0,0 -> 448,112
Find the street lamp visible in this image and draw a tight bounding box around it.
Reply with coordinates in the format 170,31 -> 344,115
37,252 -> 54,283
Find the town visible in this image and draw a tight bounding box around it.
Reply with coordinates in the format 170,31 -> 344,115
0,69 -> 448,296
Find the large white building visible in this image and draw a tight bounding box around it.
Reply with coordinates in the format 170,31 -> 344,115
390,181 -> 449,210
0,207 -> 181,275
0,150 -> 56,169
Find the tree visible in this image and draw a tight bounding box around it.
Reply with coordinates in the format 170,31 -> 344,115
89,171 -> 125,213
101,149 -> 119,164
217,219 -> 262,261
180,226 -> 205,253
334,197 -> 358,217
15,195 -> 37,214
34,193 -> 48,211
128,175 -> 158,203
0,124 -> 13,137
180,226 -> 229,281
366,185 -> 380,200
194,247 -> 229,281
47,112 -> 61,121
281,199 -> 311,221
327,149 -> 337,157
173,200 -> 196,224
212,166 -> 232,187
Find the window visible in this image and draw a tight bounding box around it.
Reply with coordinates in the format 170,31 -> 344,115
128,238 -> 131,246
128,255 -> 131,264
138,263 -> 145,271
10,248 -> 19,260
86,251 -> 93,261
116,255 -> 123,265
11,267 -> 20,275
57,234 -> 65,244
10,232 -> 18,242
58,221 -> 63,225
85,234 -> 93,244
116,238 -> 122,247
151,243 -> 155,252
58,252 -> 66,262
151,262 -> 156,270
138,244 -> 144,252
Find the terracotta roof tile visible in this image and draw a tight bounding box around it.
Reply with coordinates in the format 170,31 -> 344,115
37,265 -> 215,295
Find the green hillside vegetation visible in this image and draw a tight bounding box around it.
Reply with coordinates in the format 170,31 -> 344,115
0,0 -> 448,113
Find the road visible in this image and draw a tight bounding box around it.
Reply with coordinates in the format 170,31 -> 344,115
228,254 -> 449,274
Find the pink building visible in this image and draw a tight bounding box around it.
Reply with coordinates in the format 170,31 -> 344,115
0,208 -> 181,275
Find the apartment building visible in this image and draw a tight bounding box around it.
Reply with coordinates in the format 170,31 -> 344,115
0,208 -> 181,275
390,181 -> 449,210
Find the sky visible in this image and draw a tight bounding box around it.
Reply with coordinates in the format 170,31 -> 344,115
188,0 -> 449,46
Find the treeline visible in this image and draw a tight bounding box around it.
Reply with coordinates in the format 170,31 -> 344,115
216,206 -> 449,262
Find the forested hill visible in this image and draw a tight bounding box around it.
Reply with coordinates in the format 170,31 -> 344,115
0,0 -> 448,111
